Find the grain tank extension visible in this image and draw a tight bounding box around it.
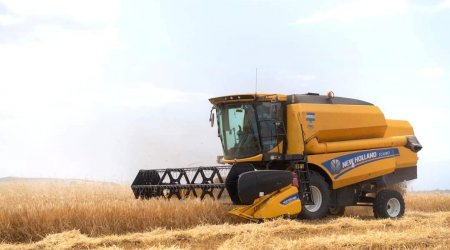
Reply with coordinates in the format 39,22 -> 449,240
132,93 -> 422,220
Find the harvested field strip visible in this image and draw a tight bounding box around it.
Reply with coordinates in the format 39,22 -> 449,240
0,180 -> 449,248
1,211 -> 449,250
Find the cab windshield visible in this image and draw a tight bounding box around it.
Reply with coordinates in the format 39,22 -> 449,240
217,103 -> 261,159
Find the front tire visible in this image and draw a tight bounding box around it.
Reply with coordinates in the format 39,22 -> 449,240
299,172 -> 330,219
373,190 -> 405,219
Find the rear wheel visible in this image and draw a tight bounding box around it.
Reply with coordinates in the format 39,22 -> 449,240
373,190 -> 405,219
299,172 -> 330,219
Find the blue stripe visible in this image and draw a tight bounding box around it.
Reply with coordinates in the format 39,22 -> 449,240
280,193 -> 299,205
321,148 -> 400,179
334,153 -> 399,179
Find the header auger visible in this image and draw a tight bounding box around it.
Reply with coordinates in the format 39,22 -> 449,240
131,92 -> 422,221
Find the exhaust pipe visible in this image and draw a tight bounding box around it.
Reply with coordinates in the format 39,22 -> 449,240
405,136 -> 422,153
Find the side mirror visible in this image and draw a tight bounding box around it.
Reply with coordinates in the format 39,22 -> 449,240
209,107 -> 215,127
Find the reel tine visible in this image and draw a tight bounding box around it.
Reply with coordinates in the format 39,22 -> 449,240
131,166 -> 231,200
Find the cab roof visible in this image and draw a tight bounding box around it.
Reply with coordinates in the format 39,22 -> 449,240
209,93 -> 286,105
209,93 -> 373,106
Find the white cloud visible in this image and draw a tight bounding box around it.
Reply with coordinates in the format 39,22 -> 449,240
0,0 -> 123,115
0,0 -> 210,182
115,85 -> 209,109
416,67 -> 446,78
413,0 -> 450,13
296,0 -> 450,24
0,28 -> 121,116
295,74 -> 317,81
0,0 -> 125,167
0,13 -> 22,26
297,0 -> 409,24
0,0 -> 120,24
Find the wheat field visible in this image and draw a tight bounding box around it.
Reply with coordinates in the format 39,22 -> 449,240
0,179 -> 449,250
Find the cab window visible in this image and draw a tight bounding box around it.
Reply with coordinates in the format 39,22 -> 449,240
256,102 -> 283,152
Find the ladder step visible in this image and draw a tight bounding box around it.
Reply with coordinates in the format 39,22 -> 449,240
296,162 -> 314,205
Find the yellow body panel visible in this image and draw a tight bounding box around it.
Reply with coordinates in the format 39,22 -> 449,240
294,103 -> 387,143
284,102 -> 419,189
286,104 -> 305,155
395,147 -> 418,168
228,185 -> 301,220
222,154 -> 263,164
308,148 -> 401,189
383,120 -> 418,168
267,141 -> 284,154
306,136 -> 407,154
384,120 -> 414,137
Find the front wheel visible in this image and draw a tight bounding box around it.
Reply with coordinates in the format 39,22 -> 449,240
299,172 -> 330,219
373,190 -> 405,219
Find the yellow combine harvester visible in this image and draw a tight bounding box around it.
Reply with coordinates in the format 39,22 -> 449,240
132,92 -> 421,220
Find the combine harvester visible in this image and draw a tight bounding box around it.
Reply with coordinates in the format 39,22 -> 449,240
132,92 -> 421,220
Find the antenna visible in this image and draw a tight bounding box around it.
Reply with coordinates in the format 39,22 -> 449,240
255,68 -> 258,94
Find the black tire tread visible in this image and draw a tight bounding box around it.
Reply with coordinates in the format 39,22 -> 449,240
299,171 -> 330,220
373,189 -> 405,219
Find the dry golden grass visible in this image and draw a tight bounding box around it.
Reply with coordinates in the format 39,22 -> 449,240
0,180 -> 449,250
0,180 -> 234,243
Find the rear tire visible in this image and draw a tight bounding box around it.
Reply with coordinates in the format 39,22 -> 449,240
299,172 -> 330,219
373,190 -> 405,219
328,206 -> 345,216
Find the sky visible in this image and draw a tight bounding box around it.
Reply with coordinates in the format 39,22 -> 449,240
0,0 -> 449,190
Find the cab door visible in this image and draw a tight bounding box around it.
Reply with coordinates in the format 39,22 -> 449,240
256,102 -> 285,154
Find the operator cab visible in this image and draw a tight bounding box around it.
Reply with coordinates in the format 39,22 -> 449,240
210,94 -> 287,166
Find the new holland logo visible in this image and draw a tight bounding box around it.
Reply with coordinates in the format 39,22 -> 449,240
322,148 -> 400,179
330,159 -> 342,174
